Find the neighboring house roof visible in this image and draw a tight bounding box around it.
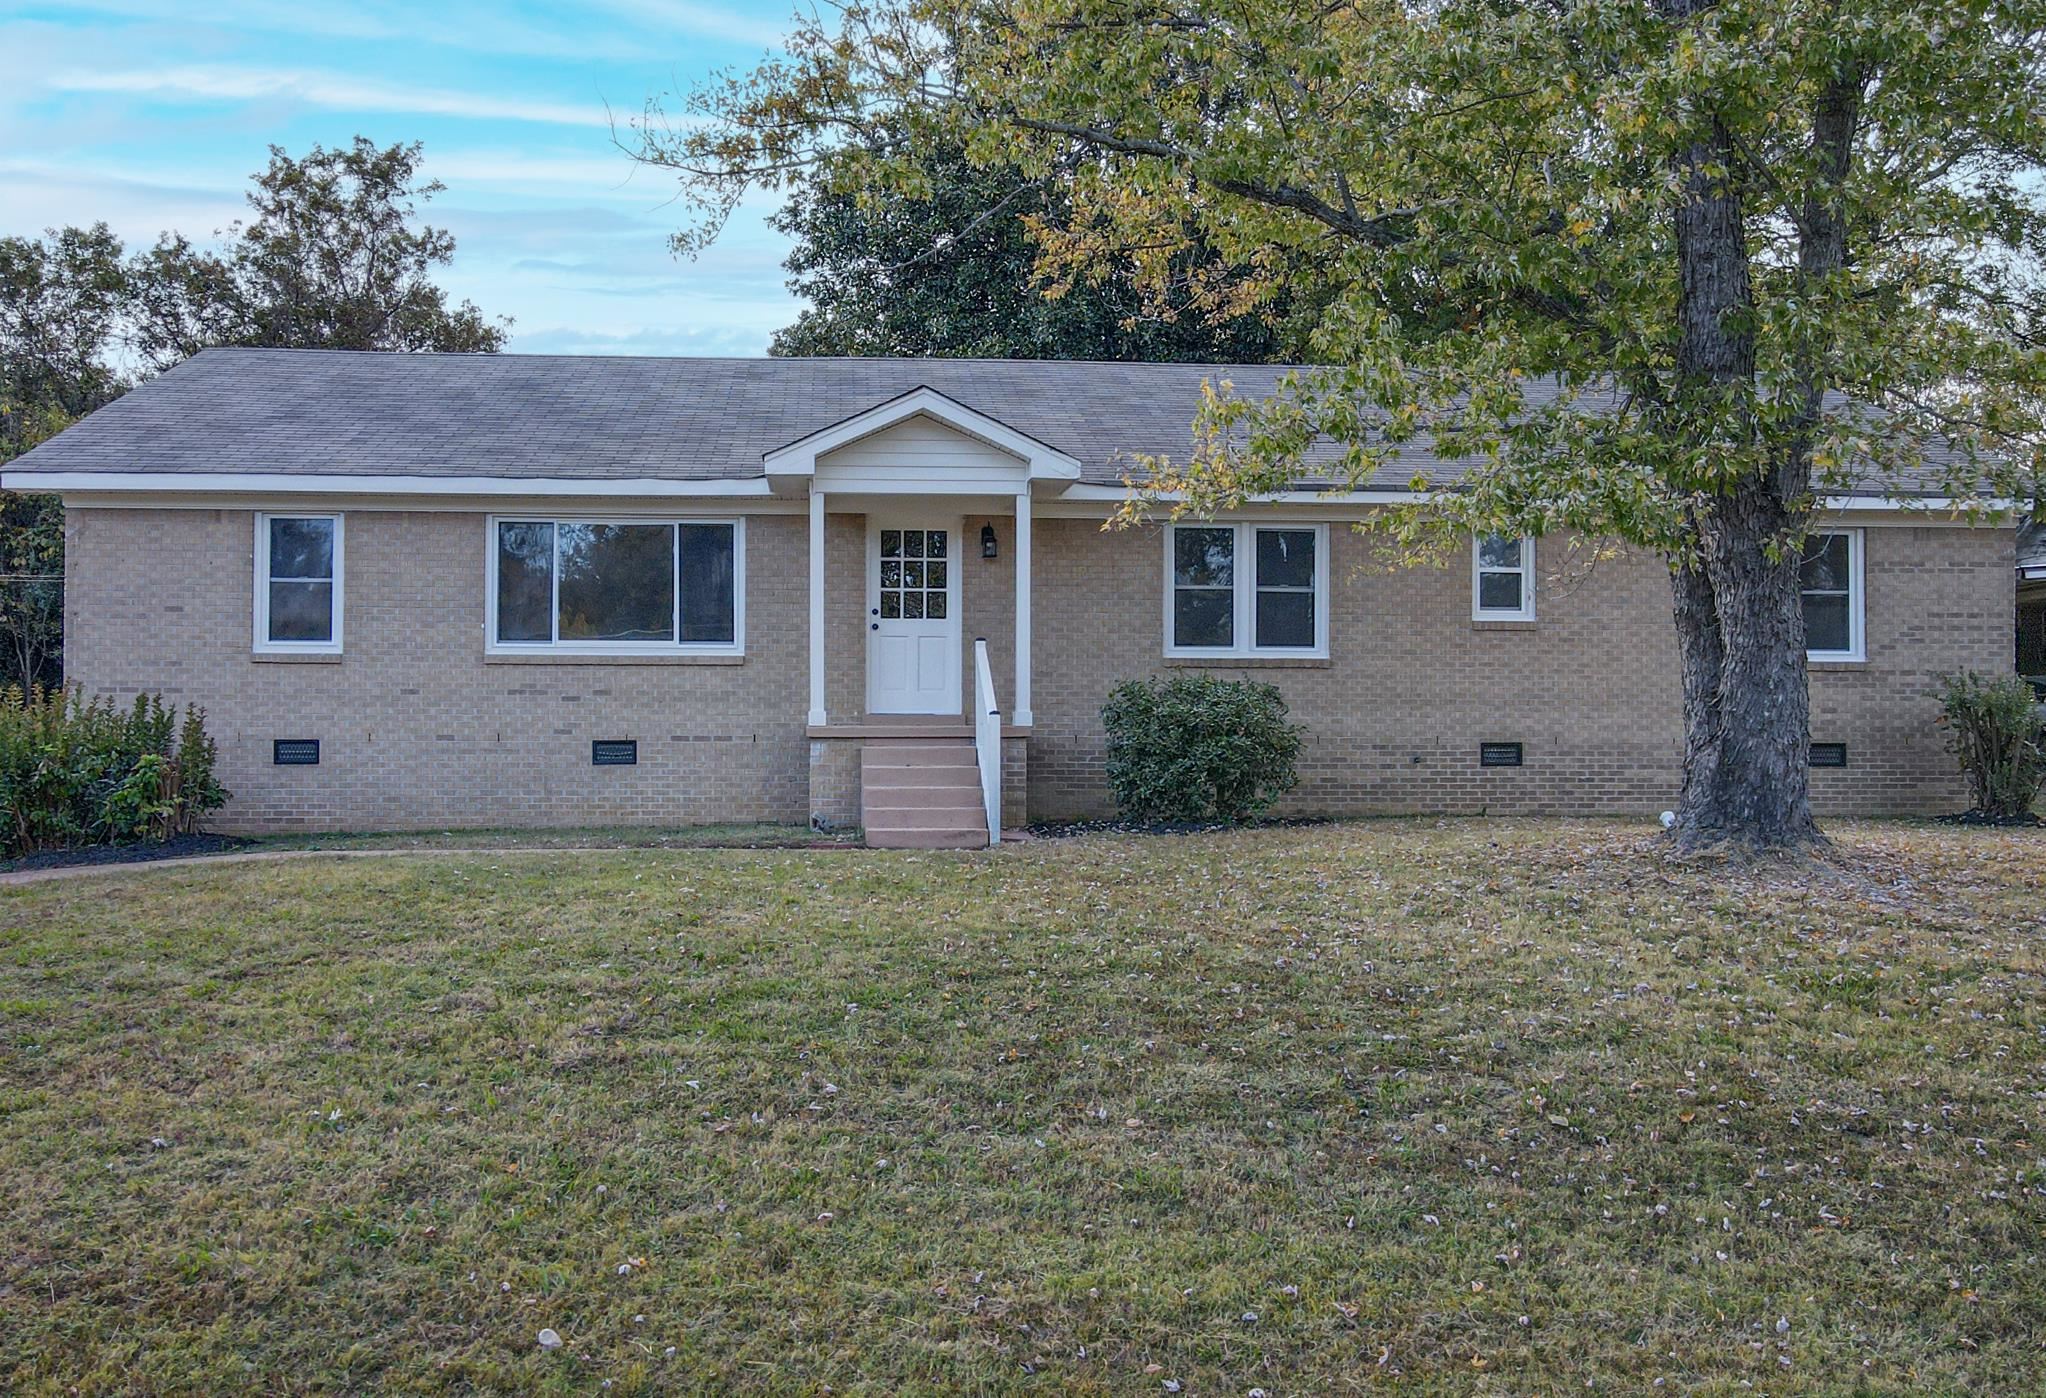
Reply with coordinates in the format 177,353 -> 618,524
2021,520 -> 2046,580
0,346 -> 1975,497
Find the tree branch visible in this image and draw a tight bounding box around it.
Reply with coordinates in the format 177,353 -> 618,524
1007,117 -> 1417,247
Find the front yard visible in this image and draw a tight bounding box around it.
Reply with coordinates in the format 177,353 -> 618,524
1,821 -> 2042,1392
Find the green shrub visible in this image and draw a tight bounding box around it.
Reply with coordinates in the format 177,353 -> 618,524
0,688 -> 229,856
1935,670 -> 2045,819
1101,674 -> 1303,823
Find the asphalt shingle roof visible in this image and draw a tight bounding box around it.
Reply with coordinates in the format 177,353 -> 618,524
0,346 -> 1962,495
2021,520 -> 2046,574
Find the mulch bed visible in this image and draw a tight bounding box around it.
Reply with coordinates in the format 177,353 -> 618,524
0,834 -> 255,874
1933,809 -> 2045,827
1025,815 -> 1333,839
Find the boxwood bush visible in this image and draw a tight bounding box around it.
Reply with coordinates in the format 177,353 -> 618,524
1101,674 -> 1303,823
0,688 -> 229,857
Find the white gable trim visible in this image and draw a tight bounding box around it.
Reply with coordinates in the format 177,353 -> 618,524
762,386 -> 1082,488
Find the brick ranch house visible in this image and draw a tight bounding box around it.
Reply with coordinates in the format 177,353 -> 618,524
0,348 -> 2017,846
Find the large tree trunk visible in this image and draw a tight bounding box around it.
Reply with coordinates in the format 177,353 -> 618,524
1669,546 -> 1725,818
1663,101 -> 1822,854
1670,485 -> 1822,852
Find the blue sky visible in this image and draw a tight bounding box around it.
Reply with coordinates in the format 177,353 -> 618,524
0,0 -> 805,355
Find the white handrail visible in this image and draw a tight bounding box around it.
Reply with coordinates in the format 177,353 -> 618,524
973,637 -> 1001,848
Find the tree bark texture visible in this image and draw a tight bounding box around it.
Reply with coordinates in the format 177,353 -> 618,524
1663,107 -> 1824,853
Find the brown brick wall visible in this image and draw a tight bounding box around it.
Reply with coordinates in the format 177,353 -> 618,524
64,506 -> 2013,832
1000,734 -> 1028,829
963,513 -> 1019,708
66,507 -> 812,832
1026,518 -> 2014,820
825,512 -> 867,721
808,737 -> 860,831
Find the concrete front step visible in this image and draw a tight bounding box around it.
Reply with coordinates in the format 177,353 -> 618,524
865,803 -> 988,830
866,826 -> 992,849
861,745 -> 978,769
863,786 -> 982,810
860,737 -> 988,849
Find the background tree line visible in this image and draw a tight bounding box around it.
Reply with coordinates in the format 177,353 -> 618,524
0,137 -> 507,689
767,131 -> 1313,363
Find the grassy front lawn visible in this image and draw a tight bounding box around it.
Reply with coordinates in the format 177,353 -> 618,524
254,821 -> 858,853
1,821 -> 2041,1393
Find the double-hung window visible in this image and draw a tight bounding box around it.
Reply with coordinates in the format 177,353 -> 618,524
1472,534 -> 1535,621
255,513 -> 342,653
488,517 -> 743,655
1800,529 -> 1864,661
1165,522 -> 1328,657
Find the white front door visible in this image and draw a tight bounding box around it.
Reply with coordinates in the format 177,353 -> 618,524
867,519 -> 962,715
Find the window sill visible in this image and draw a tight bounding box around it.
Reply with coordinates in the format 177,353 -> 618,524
1808,658 -> 1868,672
1163,655 -> 1331,669
1471,619 -> 1537,631
483,652 -> 745,666
252,651 -> 343,664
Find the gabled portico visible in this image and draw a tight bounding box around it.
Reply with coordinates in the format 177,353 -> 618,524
765,386 -> 1080,734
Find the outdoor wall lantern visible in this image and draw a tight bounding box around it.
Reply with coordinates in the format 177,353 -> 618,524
981,523 -> 999,558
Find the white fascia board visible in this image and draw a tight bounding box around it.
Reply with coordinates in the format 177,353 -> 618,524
1052,484 -> 1429,507
0,471 -> 774,498
763,386 -> 1083,482
1820,495 -> 2020,514
1055,481 -> 2003,515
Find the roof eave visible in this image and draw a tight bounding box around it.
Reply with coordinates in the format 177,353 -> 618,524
0,470 -> 776,499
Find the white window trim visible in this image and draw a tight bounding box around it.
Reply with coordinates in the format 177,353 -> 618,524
254,511 -> 344,654
1471,534 -> 1536,622
1163,521 -> 1330,659
483,514 -> 746,657
1803,526 -> 1866,663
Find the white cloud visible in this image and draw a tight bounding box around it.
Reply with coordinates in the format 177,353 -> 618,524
0,161 -> 244,243
587,0 -> 790,48
46,65 -> 612,128
16,0 -> 396,44
33,0 -> 775,61
512,322 -> 783,356
425,151 -> 652,191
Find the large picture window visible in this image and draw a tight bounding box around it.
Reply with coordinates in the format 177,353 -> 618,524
255,513 -> 342,653
1800,529 -> 1864,661
488,518 -> 742,654
1165,522 -> 1327,658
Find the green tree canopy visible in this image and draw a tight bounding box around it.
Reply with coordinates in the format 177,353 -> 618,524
0,225 -> 131,689
0,223 -> 130,463
128,137 -> 507,368
633,0 -> 2046,851
771,134 -> 1307,360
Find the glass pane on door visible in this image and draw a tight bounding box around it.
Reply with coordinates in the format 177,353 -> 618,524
877,527 -> 949,621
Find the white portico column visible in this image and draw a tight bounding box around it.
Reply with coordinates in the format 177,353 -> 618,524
1013,488 -> 1033,726
808,488 -> 827,727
